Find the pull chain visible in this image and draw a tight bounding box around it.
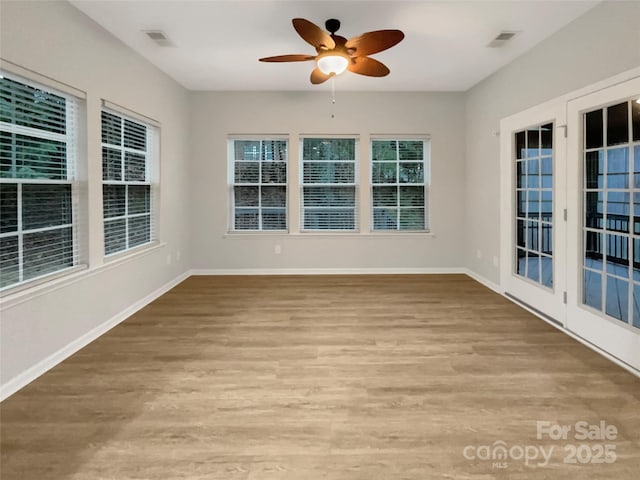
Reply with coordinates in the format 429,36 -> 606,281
331,77 -> 336,119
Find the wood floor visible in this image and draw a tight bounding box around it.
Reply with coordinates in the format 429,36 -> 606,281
1,274 -> 639,479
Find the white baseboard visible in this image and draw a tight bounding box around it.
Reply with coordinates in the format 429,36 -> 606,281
0,270 -> 190,401
463,268 -> 502,294
190,267 -> 467,276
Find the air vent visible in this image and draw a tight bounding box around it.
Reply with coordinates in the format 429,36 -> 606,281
143,30 -> 173,46
487,31 -> 518,48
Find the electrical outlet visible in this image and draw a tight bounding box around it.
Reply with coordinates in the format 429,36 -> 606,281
274,245 -> 282,255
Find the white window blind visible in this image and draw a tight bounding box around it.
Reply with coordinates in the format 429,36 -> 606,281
229,138 -> 288,231
371,138 -> 429,231
0,73 -> 81,290
301,137 -> 358,231
101,110 -> 157,256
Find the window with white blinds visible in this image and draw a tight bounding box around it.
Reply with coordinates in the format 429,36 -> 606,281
371,138 -> 429,231
301,137 -> 358,231
229,138 -> 287,231
102,110 -> 157,256
0,73 -> 81,290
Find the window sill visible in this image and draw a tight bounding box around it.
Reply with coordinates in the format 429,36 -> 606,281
103,241 -> 163,266
1,241 -> 166,310
224,231 -> 435,239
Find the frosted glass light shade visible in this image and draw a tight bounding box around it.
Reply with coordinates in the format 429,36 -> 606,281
317,55 -> 349,75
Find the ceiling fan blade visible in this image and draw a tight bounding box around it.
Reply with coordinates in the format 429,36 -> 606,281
259,54 -> 315,62
293,18 -> 335,50
348,57 -> 390,77
345,30 -> 404,57
310,67 -> 332,84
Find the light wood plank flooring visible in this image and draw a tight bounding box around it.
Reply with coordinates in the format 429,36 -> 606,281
1,274 -> 639,479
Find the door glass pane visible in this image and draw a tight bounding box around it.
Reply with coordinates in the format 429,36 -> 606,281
528,191 -> 540,219
607,102 -> 629,146
527,220 -> 539,251
516,219 -> 525,248
541,255 -> 553,288
584,270 -> 602,310
606,148 -> 629,189
634,238 -> 640,282
585,109 -> 603,149
585,150 -> 604,188
585,191 -> 604,229
606,191 -> 629,233
526,252 -> 540,282
582,99 -> 638,329
541,157 -> 553,188
527,129 -> 539,156
513,123 -> 553,288
527,159 -> 539,188
605,276 -> 628,322
515,131 -> 526,159
632,99 -> 640,142
634,284 -> 640,328
541,223 -> 553,255
634,146 -> 640,188
516,248 -> 526,276
585,231 -> 603,270
541,190 -> 553,222
605,233 -> 628,276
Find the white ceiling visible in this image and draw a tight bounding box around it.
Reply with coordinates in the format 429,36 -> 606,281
69,0 -> 599,92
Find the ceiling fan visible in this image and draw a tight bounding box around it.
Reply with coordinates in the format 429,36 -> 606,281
259,18 -> 404,85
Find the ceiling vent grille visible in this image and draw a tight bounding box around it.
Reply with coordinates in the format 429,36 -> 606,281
487,31 -> 518,48
144,30 -> 173,46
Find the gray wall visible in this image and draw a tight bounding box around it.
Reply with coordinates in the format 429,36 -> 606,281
0,1 -> 191,386
189,91 -> 466,271
465,0 -> 640,284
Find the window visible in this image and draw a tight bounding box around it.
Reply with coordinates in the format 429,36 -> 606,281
229,138 -> 287,231
101,110 -> 157,256
0,73 -> 81,291
514,124 -> 553,288
301,137 -> 357,231
371,138 -> 429,231
582,98 -> 640,327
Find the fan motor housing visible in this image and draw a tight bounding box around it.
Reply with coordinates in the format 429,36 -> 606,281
325,18 -> 341,34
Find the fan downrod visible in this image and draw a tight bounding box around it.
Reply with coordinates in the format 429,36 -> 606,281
325,18 -> 341,35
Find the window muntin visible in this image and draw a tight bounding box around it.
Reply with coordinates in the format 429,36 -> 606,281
0,73 -> 79,291
101,110 -> 156,256
371,139 -> 428,231
301,137 -> 358,231
230,139 -> 288,231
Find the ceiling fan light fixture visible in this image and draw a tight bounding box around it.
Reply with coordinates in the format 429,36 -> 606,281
317,54 -> 349,75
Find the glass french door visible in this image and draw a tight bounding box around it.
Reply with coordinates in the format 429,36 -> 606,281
500,105 -> 567,323
566,76 -> 640,372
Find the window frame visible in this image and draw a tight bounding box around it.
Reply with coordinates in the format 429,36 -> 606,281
300,135 -> 359,233
101,108 -> 159,258
227,136 -> 289,233
370,136 -> 430,233
0,71 -> 84,293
